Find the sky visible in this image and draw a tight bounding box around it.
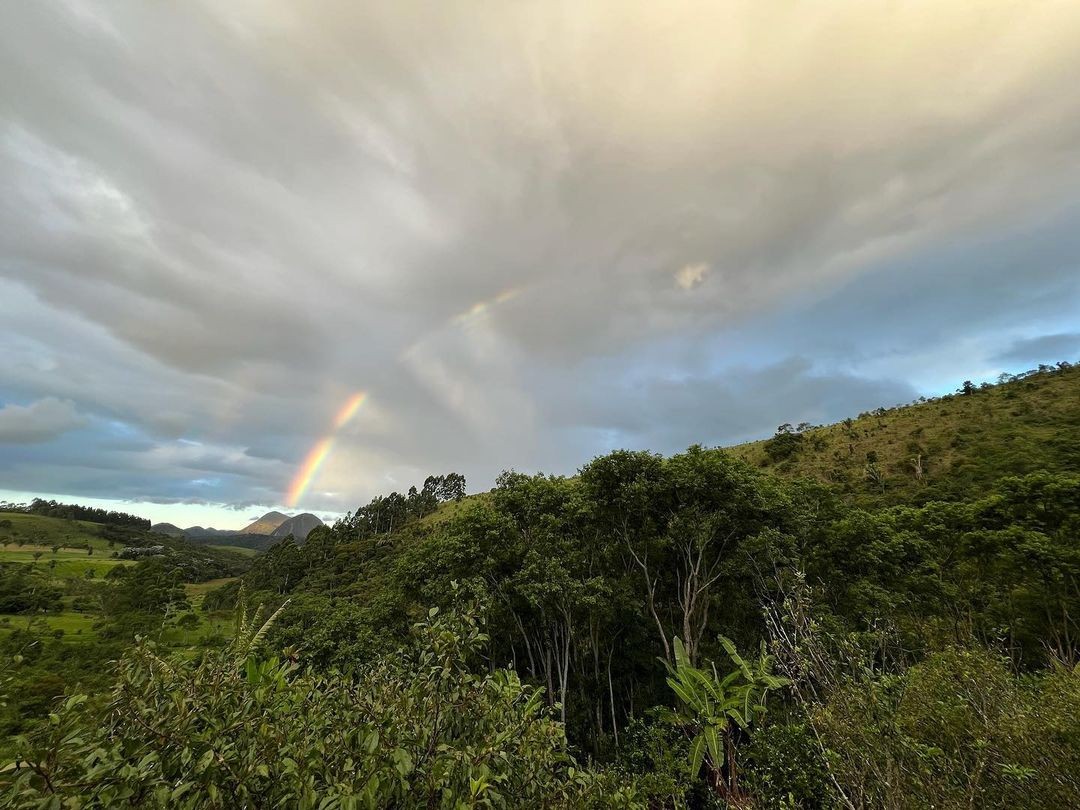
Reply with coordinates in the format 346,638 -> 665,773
2,0 -> 1080,530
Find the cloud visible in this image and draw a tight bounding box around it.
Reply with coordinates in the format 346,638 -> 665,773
0,398 -> 87,444
994,333 -> 1080,367
674,263 -> 708,291
1,1 -> 1079,513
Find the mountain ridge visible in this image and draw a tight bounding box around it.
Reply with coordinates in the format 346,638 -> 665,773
151,511 -> 326,549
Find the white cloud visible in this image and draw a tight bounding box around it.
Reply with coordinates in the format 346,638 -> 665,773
0,398 -> 87,444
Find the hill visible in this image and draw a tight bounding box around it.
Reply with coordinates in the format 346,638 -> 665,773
240,511 -> 290,535
152,512 -> 324,552
271,512 -> 323,541
727,362 -> 1080,507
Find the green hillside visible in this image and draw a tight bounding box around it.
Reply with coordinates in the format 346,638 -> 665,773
729,363 -> 1080,507
0,512 -> 126,552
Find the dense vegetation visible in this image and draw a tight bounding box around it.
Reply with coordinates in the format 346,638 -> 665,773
2,363 -> 1078,807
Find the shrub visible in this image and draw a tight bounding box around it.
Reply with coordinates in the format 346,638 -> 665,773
3,606 -> 643,808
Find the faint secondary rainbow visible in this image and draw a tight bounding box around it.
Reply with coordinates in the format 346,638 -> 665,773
284,392 -> 368,508
451,287 -> 521,326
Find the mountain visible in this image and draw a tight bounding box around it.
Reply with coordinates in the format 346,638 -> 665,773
145,512 -> 322,552
240,511 -> 290,535
271,512 -> 324,541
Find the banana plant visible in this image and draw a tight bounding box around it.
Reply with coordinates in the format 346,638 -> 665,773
660,635 -> 788,802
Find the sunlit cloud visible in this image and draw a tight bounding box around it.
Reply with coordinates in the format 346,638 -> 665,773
674,263 -> 708,291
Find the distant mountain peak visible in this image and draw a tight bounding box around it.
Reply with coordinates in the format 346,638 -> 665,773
271,512 -> 324,541
240,511 -> 291,535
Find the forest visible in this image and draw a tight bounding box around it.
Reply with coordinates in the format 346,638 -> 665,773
1,363 -> 1078,808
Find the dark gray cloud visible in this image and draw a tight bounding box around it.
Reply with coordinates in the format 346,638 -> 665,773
2,1 -> 1080,519
994,333 -> 1080,367
0,398 -> 88,444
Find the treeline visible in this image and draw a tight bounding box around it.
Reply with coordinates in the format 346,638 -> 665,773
338,472 -> 467,535
2,499 -> 150,529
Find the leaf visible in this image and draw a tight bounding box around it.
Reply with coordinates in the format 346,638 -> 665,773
727,707 -> 749,730
719,635 -> 753,680
195,749 -> 215,774
703,724 -> 722,769
673,637 -> 691,672
689,733 -> 706,777
666,677 -> 699,710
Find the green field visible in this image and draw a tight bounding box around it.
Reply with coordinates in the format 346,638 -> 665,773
209,544 -> 259,557
0,547 -> 127,579
0,612 -> 99,642
0,510 -> 132,580
184,577 -> 238,607
728,364 -> 1080,507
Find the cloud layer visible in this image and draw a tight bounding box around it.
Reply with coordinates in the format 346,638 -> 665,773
2,1 -> 1079,523
0,398 -> 87,444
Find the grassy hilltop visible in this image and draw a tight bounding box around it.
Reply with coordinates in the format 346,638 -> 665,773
728,362 -> 1080,507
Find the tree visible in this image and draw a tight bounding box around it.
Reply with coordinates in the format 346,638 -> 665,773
6,606 -> 642,808
661,636 -> 787,804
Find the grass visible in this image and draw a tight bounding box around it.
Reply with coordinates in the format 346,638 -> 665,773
419,493 -> 491,527
184,577 -> 238,608
0,547 -> 128,579
209,544 -> 259,557
0,512 -> 119,550
0,514 -> 241,647
0,612 -> 99,642
0,513 -> 131,578
727,365 -> 1080,507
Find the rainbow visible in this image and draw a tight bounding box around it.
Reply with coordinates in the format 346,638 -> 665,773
333,391 -> 368,429
284,391 -> 367,508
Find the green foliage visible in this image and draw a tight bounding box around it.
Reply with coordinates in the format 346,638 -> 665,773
811,648 -> 1080,809
0,565 -> 63,614
3,363 -> 1080,806
742,721 -> 833,809
3,606 -> 642,809
660,636 -> 788,801
6,499 -> 150,529
615,716 -> 696,806
764,424 -> 805,462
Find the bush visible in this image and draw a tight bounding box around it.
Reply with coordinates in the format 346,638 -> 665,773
743,720 -> 833,809
3,606 -> 643,808
812,648 -> 1080,809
